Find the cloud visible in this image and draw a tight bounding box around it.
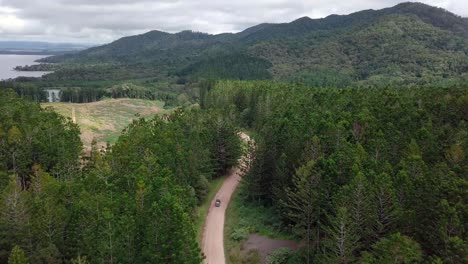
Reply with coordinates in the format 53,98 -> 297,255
0,0 -> 466,44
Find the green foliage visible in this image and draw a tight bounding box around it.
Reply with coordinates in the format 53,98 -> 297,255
0,92 -> 243,263
206,80 -> 468,262
0,81 -> 46,102
322,207 -> 359,264
71,255 -> 89,264
8,246 -> 28,264
243,250 -> 262,264
229,249 -> 261,264
0,89 -> 82,183
334,172 -> 374,247
225,187 -> 293,264
226,188 -> 291,241
2,72 -> 199,108
281,160 -> 324,261
230,227 -> 249,242
178,53 -> 272,81
359,233 -> 423,264
142,191 -> 203,263
266,248 -> 298,264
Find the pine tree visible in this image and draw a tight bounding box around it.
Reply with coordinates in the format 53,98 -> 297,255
243,141 -> 272,202
8,245 -> 28,264
7,126 -> 24,178
372,173 -> 399,239
360,233 -> 422,264
335,171 -> 374,248
437,199 -> 466,263
142,191 -> 203,263
0,176 -> 30,262
71,255 -> 88,264
281,160 -> 322,263
322,207 -> 359,264
28,169 -> 66,264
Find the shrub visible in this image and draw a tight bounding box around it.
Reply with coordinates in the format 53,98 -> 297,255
230,227 -> 249,242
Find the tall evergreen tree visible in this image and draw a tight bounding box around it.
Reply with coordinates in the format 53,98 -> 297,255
335,171 -> 374,249
281,160 -> 323,263
360,233 -> 422,264
8,245 -> 28,264
322,207 -> 359,264
372,172 -> 399,239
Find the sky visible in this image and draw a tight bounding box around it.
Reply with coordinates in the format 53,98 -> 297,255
0,0 -> 466,44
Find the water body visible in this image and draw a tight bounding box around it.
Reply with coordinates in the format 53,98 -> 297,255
0,54 -> 52,80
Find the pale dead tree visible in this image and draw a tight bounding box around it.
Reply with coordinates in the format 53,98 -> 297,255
238,132 -> 255,176
1,176 -> 30,240
324,207 -> 359,264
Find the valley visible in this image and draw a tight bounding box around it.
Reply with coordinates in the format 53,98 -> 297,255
0,2 -> 467,264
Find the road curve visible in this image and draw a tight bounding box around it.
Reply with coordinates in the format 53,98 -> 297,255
202,133 -> 251,264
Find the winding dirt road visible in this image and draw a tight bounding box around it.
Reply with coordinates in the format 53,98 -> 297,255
202,133 -> 250,264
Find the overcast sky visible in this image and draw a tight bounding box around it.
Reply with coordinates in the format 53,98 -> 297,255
0,0 -> 466,44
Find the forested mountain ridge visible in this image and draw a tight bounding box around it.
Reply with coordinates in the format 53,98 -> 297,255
43,30 -> 222,65
41,2 -> 468,87
230,2 -> 468,43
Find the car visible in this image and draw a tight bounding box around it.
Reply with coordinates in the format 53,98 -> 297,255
215,199 -> 221,207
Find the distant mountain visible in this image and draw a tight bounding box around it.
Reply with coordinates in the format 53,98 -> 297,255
0,41 -> 93,55
43,30 -> 228,64
42,2 -> 468,86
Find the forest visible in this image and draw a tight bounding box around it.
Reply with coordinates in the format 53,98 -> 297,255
0,2 -> 467,263
0,89 -> 242,263
203,81 -> 467,263
1,75 -> 467,264
0,79 -> 197,107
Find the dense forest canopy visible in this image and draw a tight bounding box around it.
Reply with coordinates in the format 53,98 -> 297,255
0,90 -> 242,263
203,80 -> 467,263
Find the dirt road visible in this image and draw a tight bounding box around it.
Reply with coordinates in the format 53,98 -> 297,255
71,107 -> 76,123
202,133 -> 250,264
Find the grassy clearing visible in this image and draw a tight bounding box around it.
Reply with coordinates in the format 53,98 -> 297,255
42,98 -> 166,150
194,175 -> 227,243
225,186 -> 294,264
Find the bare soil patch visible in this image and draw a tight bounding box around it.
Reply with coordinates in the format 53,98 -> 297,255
241,234 -> 298,263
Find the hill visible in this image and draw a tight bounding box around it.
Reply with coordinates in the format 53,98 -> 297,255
41,2 -> 468,86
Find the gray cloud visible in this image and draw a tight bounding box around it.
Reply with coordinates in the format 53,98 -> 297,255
0,0 -> 466,44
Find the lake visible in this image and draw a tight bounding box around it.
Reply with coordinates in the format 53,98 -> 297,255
0,54 -> 52,80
